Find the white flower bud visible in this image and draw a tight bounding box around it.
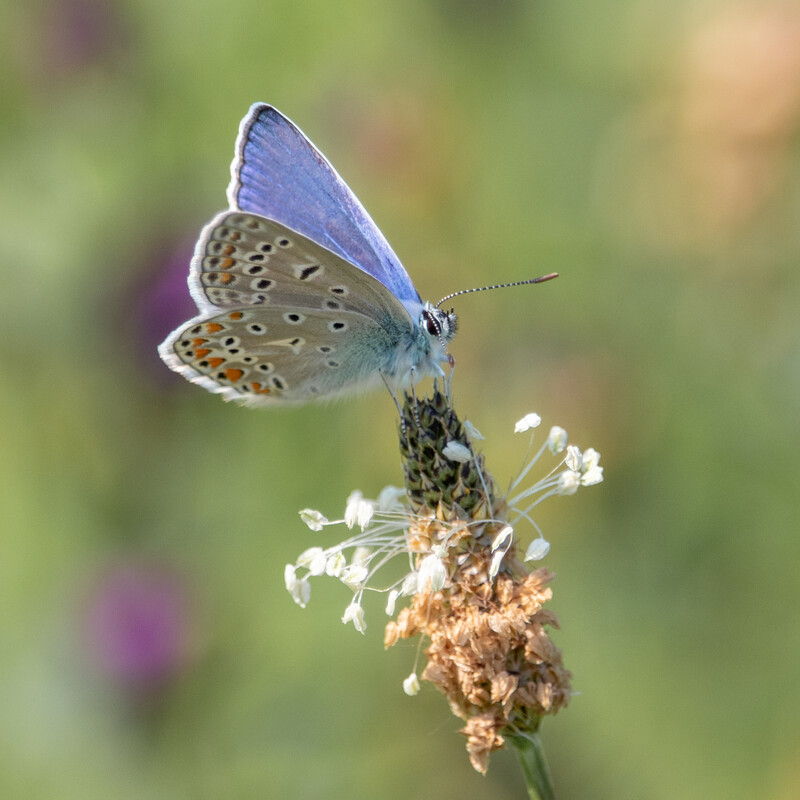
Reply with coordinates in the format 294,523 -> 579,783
291,577 -> 311,608
464,420 -> 485,440
377,485 -> 405,511
417,553 -> 447,592
581,447 -> 601,471
442,441 -> 471,463
342,602 -> 366,633
297,546 -> 327,576
341,564 -> 368,589
325,551 -> 346,577
525,538 -> 550,561
403,672 -> 421,696
546,426 -> 568,454
557,469 -> 581,495
299,509 -> 328,531
581,465 -> 604,486
401,572 -> 419,596
515,413 -> 542,433
385,589 -> 400,616
565,445 -> 583,471
490,525 -> 514,552
284,564 -> 297,592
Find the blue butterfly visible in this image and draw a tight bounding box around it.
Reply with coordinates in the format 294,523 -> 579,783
159,103 -> 456,406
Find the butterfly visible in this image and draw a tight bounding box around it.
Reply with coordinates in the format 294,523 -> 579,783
159,103 -> 457,406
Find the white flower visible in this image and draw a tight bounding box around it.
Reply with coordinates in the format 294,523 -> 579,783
377,485 -> 406,511
464,420 -> 485,440
342,602 -> 366,633
546,426 -> 568,454
403,672 -> 421,696
400,572 -> 419,596
515,413 -> 542,433
557,470 -> 581,495
345,490 -> 375,529
341,564 -> 368,589
352,546 -> 371,565
286,566 -> 311,608
325,551 -> 346,577
525,538 -> 550,561
294,579 -> 311,607
565,445 -> 583,471
442,441 -> 472,463
417,552 -> 447,592
284,564 -> 297,592
297,547 -> 327,576
385,589 -> 400,616
489,525 -> 514,579
489,549 -> 505,579
299,509 -> 328,531
491,525 -> 514,552
581,448 -> 601,470
581,465 -> 604,486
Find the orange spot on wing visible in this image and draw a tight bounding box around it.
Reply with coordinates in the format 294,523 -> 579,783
193,348 -> 211,359
205,323 -> 224,333
228,312 -> 243,320
191,338 -> 208,346
225,368 -> 244,383
219,257 -> 235,269
219,273 -> 235,285
251,382 -> 271,395
221,244 -> 235,256
207,357 -> 225,368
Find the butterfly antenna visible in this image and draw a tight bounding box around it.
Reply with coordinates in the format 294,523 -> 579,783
435,273 -> 558,308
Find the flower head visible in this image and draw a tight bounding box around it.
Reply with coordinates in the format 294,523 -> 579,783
286,390 -> 602,775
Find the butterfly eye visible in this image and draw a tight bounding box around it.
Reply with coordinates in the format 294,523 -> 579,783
422,310 -> 440,336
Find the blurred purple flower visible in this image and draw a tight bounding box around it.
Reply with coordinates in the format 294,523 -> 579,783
83,560 -> 195,694
17,0 -> 129,84
128,233 -> 198,387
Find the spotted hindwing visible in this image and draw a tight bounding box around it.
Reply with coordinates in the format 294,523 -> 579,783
159,211 -> 417,405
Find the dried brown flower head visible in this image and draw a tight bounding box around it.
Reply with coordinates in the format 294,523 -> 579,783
385,391 -> 572,773
287,389 -> 602,778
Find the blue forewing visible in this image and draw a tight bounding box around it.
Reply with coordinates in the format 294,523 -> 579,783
227,103 -> 421,308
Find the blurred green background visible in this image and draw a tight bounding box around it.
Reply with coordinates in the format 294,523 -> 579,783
2,0 -> 799,797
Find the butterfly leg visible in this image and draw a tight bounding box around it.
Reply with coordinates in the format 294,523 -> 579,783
408,367 -> 422,427
381,372 -> 409,433
443,354 -> 456,405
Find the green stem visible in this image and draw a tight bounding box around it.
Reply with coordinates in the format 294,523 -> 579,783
506,730 -> 556,800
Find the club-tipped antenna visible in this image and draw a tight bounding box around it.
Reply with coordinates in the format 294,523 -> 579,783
435,273 -> 558,308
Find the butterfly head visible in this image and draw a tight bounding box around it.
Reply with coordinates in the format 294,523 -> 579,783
419,303 -> 457,364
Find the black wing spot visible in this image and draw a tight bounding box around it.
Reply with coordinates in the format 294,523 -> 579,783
299,265 -> 321,280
